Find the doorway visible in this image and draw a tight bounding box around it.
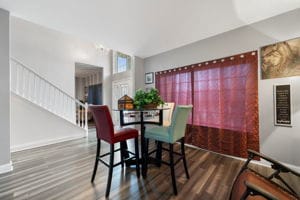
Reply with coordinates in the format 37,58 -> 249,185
112,78 -> 133,126
75,63 -> 103,128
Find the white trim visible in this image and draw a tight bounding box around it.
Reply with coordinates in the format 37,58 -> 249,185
250,158 -> 300,173
272,162 -> 300,173
11,134 -> 85,152
185,144 -> 300,173
10,58 -> 88,131
0,161 -> 13,174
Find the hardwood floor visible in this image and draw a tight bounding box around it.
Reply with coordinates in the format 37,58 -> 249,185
0,129 -> 298,200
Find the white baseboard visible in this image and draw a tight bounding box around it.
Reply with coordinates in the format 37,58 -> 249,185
11,134 -> 85,152
0,161 -> 13,174
185,144 -> 300,173
254,159 -> 300,173
284,163 -> 300,173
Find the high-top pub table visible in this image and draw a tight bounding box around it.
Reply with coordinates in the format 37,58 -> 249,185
114,108 -> 167,177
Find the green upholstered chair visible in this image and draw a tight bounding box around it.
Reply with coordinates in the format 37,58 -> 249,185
144,105 -> 193,195
157,102 -> 175,127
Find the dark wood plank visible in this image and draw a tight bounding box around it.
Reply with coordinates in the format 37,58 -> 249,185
0,129 -> 298,199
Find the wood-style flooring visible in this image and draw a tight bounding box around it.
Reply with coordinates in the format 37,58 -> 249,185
0,129 -> 298,200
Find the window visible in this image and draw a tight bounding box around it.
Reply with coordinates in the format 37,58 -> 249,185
115,52 -> 131,73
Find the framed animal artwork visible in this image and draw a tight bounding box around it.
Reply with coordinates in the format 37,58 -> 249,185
261,37 -> 300,79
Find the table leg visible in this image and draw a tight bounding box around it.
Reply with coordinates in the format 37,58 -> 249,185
119,110 -> 130,164
118,109 -> 164,177
139,112 -> 147,178
141,125 -> 147,178
120,141 -> 130,162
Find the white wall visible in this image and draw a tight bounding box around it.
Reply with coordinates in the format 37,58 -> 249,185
144,9 -> 300,167
11,16 -> 111,99
10,16 -> 112,149
11,95 -> 86,151
0,8 -> 12,173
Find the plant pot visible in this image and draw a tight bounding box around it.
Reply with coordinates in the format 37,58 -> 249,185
142,103 -> 158,109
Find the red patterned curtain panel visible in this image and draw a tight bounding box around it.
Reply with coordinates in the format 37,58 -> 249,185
155,51 -> 259,158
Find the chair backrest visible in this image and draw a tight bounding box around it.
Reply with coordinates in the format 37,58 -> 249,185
230,150 -> 300,200
168,105 -> 193,143
162,102 -> 175,127
89,105 -> 114,143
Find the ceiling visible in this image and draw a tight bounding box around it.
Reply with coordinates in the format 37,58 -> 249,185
1,0 -> 300,58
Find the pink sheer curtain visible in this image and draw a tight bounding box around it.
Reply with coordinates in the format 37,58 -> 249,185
156,69 -> 192,105
156,69 -> 193,123
155,51 -> 259,158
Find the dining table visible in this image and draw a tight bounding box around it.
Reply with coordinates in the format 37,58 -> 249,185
114,107 -> 168,177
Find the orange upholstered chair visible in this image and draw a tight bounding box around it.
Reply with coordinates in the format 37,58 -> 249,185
230,150 -> 300,200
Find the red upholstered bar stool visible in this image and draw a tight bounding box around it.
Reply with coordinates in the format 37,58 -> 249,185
89,105 -> 140,198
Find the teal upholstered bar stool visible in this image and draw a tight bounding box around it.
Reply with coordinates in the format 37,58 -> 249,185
144,105 -> 193,195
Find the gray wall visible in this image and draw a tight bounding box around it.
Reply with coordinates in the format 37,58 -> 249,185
0,8 -> 11,168
144,9 -> 300,167
134,56 -> 145,90
145,9 -> 300,74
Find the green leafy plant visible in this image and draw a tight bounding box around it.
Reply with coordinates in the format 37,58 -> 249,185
133,88 -> 164,109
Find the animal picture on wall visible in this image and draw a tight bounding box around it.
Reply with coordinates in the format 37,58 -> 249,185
261,37 -> 300,79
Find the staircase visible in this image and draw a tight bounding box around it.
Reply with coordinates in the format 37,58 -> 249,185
10,58 -> 88,132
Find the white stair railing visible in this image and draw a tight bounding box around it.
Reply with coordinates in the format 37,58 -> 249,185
10,58 -> 88,131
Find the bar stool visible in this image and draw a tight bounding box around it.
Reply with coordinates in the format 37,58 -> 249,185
144,105 -> 193,195
89,105 -> 140,198
160,102 -> 175,127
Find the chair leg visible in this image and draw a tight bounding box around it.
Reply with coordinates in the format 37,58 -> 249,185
120,143 -> 124,168
181,137 -> 190,179
156,141 -> 162,167
91,139 -> 101,183
134,137 -> 140,178
169,143 -> 178,195
105,144 -> 114,198
120,141 -> 130,159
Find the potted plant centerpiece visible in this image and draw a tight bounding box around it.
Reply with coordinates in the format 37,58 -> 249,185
133,88 -> 164,109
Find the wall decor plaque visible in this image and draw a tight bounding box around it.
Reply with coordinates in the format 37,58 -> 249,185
274,84 -> 292,127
